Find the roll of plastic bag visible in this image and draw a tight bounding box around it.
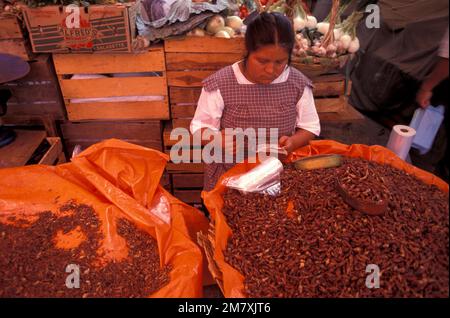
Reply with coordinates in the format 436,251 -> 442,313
222,157 -> 283,195
386,125 -> 416,160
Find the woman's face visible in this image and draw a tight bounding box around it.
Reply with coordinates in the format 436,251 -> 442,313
244,44 -> 289,84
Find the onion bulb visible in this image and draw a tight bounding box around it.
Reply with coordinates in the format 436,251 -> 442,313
317,22 -> 330,34
219,26 -> 235,38
225,16 -> 243,31
333,28 -> 342,40
339,34 -> 352,50
306,16 -> 318,29
215,30 -> 231,38
293,17 -> 306,31
348,37 -> 360,53
187,27 -> 205,37
206,15 -> 225,34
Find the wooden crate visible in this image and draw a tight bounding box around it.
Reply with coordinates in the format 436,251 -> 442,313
60,120 -> 163,157
1,54 -> 65,136
165,36 -> 245,130
162,120 -> 205,205
0,130 -> 65,168
0,13 -> 34,61
53,45 -> 169,121
38,137 -> 66,165
160,171 -> 171,191
171,172 -> 204,205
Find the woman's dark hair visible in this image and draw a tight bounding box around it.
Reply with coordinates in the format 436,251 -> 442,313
244,12 -> 295,64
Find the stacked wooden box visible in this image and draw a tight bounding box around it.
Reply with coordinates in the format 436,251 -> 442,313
290,59 -> 361,121
0,12 -> 34,61
163,124 -> 207,207
165,36 -> 246,130
53,45 -> 168,156
1,54 -> 65,136
0,130 -> 65,168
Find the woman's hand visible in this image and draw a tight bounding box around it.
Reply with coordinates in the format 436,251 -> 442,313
416,88 -> 432,108
278,135 -> 295,154
279,129 -> 316,154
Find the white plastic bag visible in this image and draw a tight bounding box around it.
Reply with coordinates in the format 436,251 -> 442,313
222,157 -> 283,196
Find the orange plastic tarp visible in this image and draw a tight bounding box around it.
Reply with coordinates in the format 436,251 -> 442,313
202,140 -> 449,298
0,139 -> 209,298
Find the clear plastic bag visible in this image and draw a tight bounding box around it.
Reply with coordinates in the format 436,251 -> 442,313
221,157 -> 283,196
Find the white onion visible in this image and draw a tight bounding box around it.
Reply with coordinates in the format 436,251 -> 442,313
348,37 -> 360,53
206,15 -> 225,34
333,28 -> 342,40
295,34 -> 303,42
340,34 -> 352,50
220,26 -> 235,38
225,16 -> 243,31
306,16 -> 318,29
215,30 -> 231,38
293,17 -> 306,31
317,22 -> 330,34
187,27 -> 205,37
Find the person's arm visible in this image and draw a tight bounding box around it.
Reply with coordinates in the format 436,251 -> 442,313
190,87 -> 224,135
279,129 -> 316,153
190,88 -> 235,153
279,86 -> 320,153
416,57 -> 449,108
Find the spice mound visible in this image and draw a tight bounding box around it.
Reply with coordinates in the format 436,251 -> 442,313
0,201 -> 171,298
222,157 -> 449,297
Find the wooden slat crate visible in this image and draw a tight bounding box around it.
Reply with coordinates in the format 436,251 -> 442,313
160,171 -> 171,192
162,121 -> 205,205
60,120 -> 163,157
53,45 -> 169,121
1,54 -> 66,136
38,137 -> 66,165
0,13 -> 34,61
0,130 -> 65,168
165,36 -> 245,130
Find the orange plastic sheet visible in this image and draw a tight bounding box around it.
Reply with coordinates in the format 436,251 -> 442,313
202,140 -> 449,298
0,139 -> 209,298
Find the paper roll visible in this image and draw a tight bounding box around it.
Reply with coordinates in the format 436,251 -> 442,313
386,125 -> 416,160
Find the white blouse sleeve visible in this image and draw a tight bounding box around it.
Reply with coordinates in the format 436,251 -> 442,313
296,86 -> 321,136
190,88 -> 225,135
